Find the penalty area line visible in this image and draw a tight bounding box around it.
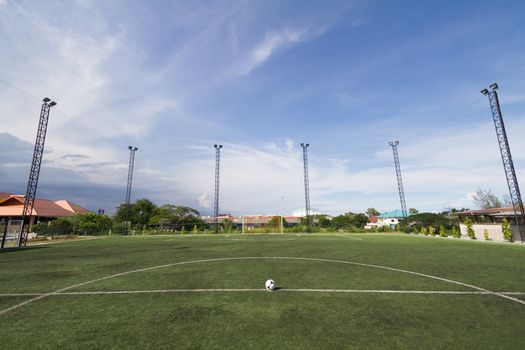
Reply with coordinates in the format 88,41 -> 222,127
2,256 -> 525,316
1,289 -> 524,296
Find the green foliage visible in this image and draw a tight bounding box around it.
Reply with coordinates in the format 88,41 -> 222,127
366,208 -> 380,217
409,208 -> 419,214
483,229 -> 490,241
312,214 -> 331,228
464,217 -> 476,239
502,218 -> 514,242
192,225 -> 199,234
74,212 -> 113,235
148,204 -> 206,231
400,213 -> 451,233
439,225 -> 448,237
428,226 -> 435,236
222,219 -> 234,233
421,227 -> 428,235
451,226 -> 460,238
266,216 -> 283,231
331,212 -> 368,230
35,213 -> 112,236
113,199 -> 157,227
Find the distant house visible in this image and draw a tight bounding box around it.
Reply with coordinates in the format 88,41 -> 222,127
0,193 -> 89,232
456,207 -> 524,242
377,210 -> 406,228
364,215 -> 378,229
237,215 -> 301,228
200,214 -> 301,229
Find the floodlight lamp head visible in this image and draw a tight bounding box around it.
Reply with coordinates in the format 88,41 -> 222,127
134,147 -> 138,151
300,143 -> 304,147
480,88 -> 489,96
490,83 -> 498,91
128,146 -> 133,150
43,97 -> 51,103
49,101 -> 57,107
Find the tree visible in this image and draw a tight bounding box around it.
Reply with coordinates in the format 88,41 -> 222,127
399,213 -> 451,232
331,212 -> 368,230
409,208 -> 418,215
267,216 -> 287,231
113,199 -> 157,227
312,214 -> 331,228
366,208 -> 380,217
464,217 -> 475,239
149,204 -> 205,230
451,226 -> 460,238
502,218 -> 514,242
222,219 -> 234,233
439,225 -> 448,237
472,187 -> 502,209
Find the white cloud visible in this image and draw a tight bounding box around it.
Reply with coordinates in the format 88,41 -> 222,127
198,193 -> 212,209
232,29 -> 308,76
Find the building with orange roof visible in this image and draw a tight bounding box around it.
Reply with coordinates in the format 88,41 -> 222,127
0,193 -> 89,233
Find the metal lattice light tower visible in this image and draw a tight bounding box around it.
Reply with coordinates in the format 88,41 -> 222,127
389,141 -> 408,218
124,146 -> 138,233
214,144 -> 223,234
300,143 -> 311,232
17,97 -> 57,247
481,83 -> 524,243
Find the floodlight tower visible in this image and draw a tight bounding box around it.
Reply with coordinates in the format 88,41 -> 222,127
124,146 -> 138,233
481,83 -> 524,243
214,144 -> 223,234
389,141 -> 408,218
300,143 -> 311,232
17,97 -> 57,247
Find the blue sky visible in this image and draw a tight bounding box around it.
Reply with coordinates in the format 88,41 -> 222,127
1,0 -> 525,216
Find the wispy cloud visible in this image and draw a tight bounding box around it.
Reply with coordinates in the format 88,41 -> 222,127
232,28 -> 308,76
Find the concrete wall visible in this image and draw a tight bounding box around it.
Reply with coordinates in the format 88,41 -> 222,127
459,223 -> 521,242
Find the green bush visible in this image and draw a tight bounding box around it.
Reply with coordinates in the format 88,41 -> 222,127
439,225 -> 448,237
465,217 -> 476,239
428,226 -> 435,236
502,218 -> 514,242
483,229 -> 490,241
451,226 -> 460,238
421,227 -> 428,235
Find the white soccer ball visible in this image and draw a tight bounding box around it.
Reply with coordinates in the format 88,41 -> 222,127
265,279 -> 276,291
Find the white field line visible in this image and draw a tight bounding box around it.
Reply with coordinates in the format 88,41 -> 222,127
1,289 -> 524,297
2,256 -> 525,316
335,234 -> 363,240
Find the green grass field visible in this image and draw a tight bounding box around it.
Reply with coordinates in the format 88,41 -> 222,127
1,233 -> 524,349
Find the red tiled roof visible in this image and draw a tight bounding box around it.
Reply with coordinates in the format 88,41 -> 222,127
457,207 -> 514,216
0,192 -> 12,200
0,195 -> 89,217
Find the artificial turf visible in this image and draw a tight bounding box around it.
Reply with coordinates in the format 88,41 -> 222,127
1,234 -> 524,349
